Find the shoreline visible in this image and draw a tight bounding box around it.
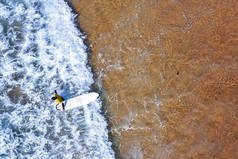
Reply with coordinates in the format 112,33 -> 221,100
66,0 -> 238,158
65,0 -> 120,158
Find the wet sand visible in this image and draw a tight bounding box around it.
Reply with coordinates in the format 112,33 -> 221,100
69,0 -> 238,158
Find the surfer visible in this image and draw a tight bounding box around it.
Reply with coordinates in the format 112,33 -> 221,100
51,90 -> 65,110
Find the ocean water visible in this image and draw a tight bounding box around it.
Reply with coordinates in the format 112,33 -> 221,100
0,0 -> 115,158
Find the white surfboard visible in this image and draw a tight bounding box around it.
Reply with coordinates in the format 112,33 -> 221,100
57,92 -> 99,111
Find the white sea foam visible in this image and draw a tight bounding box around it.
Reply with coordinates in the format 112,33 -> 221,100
0,0 -> 115,158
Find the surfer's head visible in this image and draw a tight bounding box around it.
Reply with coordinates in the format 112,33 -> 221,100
51,97 -> 57,100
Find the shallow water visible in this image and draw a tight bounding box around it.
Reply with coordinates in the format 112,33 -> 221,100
0,0 -> 115,158
70,0 -> 238,158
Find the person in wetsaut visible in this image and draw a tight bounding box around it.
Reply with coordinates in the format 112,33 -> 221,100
51,90 -> 65,110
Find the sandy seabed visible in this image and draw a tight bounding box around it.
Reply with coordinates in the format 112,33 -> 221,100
69,0 -> 238,158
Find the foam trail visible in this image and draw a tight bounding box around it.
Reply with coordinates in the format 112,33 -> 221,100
0,0 -> 115,158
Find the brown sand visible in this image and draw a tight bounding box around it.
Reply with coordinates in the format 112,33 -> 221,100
69,0 -> 238,158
